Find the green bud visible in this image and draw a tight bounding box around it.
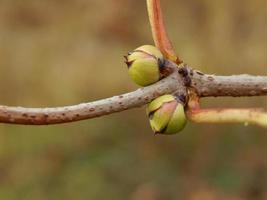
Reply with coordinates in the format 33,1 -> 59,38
125,45 -> 164,86
147,94 -> 187,135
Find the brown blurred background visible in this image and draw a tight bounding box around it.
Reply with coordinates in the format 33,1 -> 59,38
0,0 -> 267,199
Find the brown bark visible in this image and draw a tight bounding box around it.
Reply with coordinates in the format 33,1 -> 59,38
0,61 -> 267,125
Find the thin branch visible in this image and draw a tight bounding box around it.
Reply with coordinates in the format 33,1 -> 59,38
0,72 -> 186,125
185,89 -> 267,128
0,62 -> 267,125
187,108 -> 267,128
146,0 -> 181,63
190,71 -> 267,97
171,62 -> 267,97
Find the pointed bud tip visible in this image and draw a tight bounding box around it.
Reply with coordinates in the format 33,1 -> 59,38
147,94 -> 187,135
124,60 -> 134,68
125,45 -> 163,86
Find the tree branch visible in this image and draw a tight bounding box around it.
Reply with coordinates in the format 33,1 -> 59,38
0,71 -> 186,125
146,0 -> 181,63
187,108 -> 267,128
0,62 -> 267,125
183,64 -> 267,98
199,74 -> 267,97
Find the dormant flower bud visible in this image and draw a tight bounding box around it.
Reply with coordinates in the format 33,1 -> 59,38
125,45 -> 164,86
147,95 -> 187,135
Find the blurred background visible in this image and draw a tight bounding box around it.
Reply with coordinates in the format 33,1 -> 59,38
0,0 -> 266,199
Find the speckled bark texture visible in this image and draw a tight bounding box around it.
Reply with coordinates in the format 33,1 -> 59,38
192,72 -> 267,97
0,61 -> 267,125
166,61 -> 267,98
0,71 -> 186,125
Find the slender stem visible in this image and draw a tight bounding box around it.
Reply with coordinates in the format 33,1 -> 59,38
187,108 -> 267,128
185,83 -> 267,128
146,0 -> 181,63
190,71 -> 267,97
167,61 -> 267,97
0,64 -> 267,125
0,72 -> 185,125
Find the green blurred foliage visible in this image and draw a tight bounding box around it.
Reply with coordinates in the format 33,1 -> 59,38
0,0 -> 266,199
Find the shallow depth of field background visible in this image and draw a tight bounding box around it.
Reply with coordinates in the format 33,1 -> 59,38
0,0 -> 266,199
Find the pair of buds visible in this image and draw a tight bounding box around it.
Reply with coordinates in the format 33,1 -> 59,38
125,45 -> 187,135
